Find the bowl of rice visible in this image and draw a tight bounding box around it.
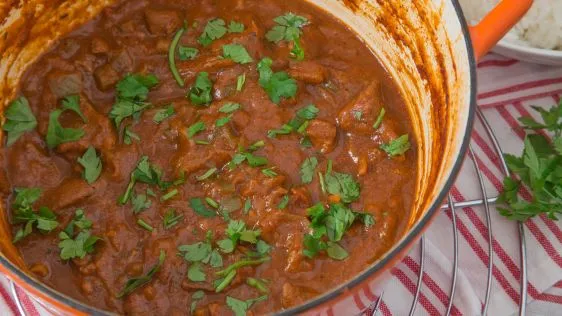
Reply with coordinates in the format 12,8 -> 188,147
460,0 -> 562,65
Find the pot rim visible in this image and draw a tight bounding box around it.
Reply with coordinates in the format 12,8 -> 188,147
0,0 -> 477,314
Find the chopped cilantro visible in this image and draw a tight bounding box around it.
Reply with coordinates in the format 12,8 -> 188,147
153,105 -> 175,123
247,278 -> 269,294
324,164 -> 361,203
161,189 -> 178,201
226,295 -> 268,316
219,102 -> 241,114
187,121 -> 206,138
268,104 -> 318,138
215,115 -> 232,127
300,157 -> 318,184
189,72 -> 213,106
223,44 -> 253,64
381,134 -> 411,157
243,199 -> 252,214
189,198 -> 217,218
373,108 -> 386,129
11,188 -> 58,243
117,250 -> 165,298
3,97 -> 37,146
110,74 -> 159,127
137,218 -> 154,232
257,58 -> 297,104
61,95 -> 87,123
266,13 -> 309,60
216,257 -> 270,278
123,125 -> 140,145
215,269 -> 236,292
178,46 -> 199,61
58,209 -> 100,260
353,110 -> 363,121
119,156 -> 163,205
190,291 -> 205,314
188,262 -> 206,282
236,73 -> 246,92
45,109 -> 85,149
77,146 -> 102,184
261,168 -> 277,178
278,195 -> 289,209
198,18 -> 228,46
197,167 -> 217,181
228,21 -> 245,33
132,192 -> 151,213
248,140 -> 265,151
163,209 -> 183,229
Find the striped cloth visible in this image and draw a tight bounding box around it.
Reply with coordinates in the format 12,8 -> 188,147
0,53 -> 561,315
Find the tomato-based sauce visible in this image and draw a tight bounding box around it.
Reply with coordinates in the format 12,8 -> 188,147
1,0 -> 417,314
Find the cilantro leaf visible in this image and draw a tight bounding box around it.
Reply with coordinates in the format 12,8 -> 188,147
215,115 -> 232,127
77,146 -> 102,184
228,21 -> 245,33
163,209 -> 183,229
61,95 -> 87,123
277,195 -> 289,209
226,295 -> 268,316
178,241 -> 212,262
187,121 -> 206,138
237,74 -> 246,92
178,46 -> 199,61
381,134 -> 411,157
189,72 -> 213,106
199,19 -> 227,46
324,169 -> 361,203
300,157 -> 318,184
268,104 -> 318,138
188,262 -> 206,282
153,105 -> 175,123
123,125 -> 140,144
58,209 -> 100,260
373,108 -> 386,129
326,242 -> 349,260
219,102 -> 241,114
119,156 -> 163,205
262,168 -> 277,178
117,250 -> 165,298
110,74 -> 159,127
45,109 -> 85,149
223,44 -> 253,64
189,198 -> 217,218
3,97 -> 37,146
257,58 -> 297,104
266,13 -> 309,60
132,193 -> 151,213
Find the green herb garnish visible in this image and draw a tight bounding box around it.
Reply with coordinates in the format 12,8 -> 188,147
268,104 -> 318,138
198,18 -> 228,46
187,121 -> 206,138
46,108 -> 85,149
163,209 -> 183,229
266,13 -> 309,60
77,146 -> 102,184
61,95 -> 87,123
189,72 -> 213,106
277,195 -> 289,209
380,134 -> 411,157
300,157 -> 318,184
215,115 -> 232,127
223,44 -> 253,64
117,250 -> 165,298
189,198 -> 217,218
228,21 -> 245,33
219,102 -> 241,114
11,188 -> 58,243
153,105 -> 175,123
236,74 -> 246,92
178,46 -> 199,61
110,74 -> 159,127
373,108 -> 386,129
3,97 -> 37,146
257,58 -> 297,104
58,209 -> 100,260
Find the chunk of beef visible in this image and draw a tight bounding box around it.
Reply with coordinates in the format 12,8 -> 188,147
110,50 -> 134,73
338,81 -> 382,136
40,178 -> 94,210
94,64 -> 119,91
144,9 -> 181,35
306,119 -> 337,153
91,38 -> 110,54
7,141 -> 62,188
47,72 -> 82,99
288,61 -> 326,84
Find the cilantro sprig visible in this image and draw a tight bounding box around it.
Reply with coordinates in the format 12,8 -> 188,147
498,101 -> 562,221
222,44 -> 253,64
46,95 -> 88,149
78,146 -> 102,184
58,209 -> 101,260
266,13 -> 309,60
11,188 -> 59,243
257,58 -> 298,104
189,72 -> 213,106
268,104 -> 318,145
109,74 -> 159,128
3,97 -> 37,146
381,134 -> 411,157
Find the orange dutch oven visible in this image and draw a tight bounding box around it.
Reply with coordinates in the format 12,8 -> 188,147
0,0 -> 532,314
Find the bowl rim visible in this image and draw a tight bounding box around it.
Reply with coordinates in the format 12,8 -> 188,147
0,0 -> 478,315
496,39 -> 562,58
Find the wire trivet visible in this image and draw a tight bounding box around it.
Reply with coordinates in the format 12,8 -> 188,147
363,107 -> 528,316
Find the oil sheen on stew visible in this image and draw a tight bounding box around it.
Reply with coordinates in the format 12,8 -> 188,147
1,0 -> 417,314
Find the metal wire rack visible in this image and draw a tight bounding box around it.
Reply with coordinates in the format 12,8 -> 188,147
362,107 -> 528,316
6,107 -> 527,316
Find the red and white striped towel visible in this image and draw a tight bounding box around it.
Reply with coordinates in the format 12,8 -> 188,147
0,53 -> 561,315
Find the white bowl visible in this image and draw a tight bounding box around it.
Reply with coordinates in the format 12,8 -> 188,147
493,40 -> 562,66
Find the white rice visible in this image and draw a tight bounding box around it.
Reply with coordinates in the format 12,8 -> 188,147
459,0 -> 562,50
